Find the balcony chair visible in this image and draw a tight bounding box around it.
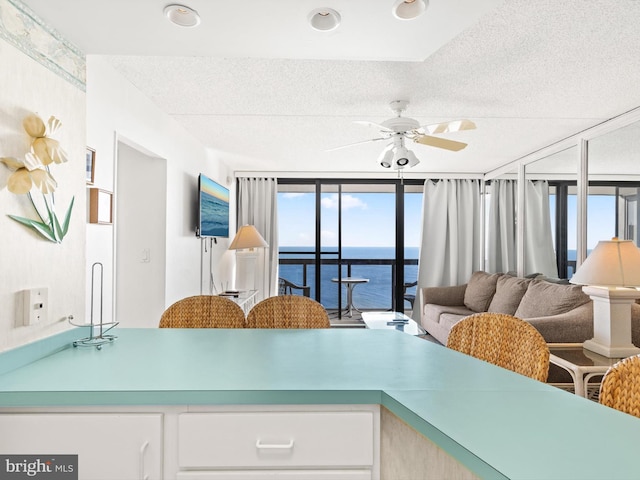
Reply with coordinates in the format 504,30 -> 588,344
599,355 -> 640,418
446,312 -> 550,382
159,295 -> 246,328
278,277 -> 311,297
403,280 -> 418,309
246,295 -> 330,328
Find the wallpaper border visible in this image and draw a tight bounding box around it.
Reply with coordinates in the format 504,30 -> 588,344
0,0 -> 86,91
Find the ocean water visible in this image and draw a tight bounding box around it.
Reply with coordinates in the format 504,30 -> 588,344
200,191 -> 229,237
279,246 -> 419,310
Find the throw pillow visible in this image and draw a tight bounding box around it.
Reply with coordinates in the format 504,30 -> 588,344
487,275 -> 532,315
463,271 -> 501,312
514,280 -> 590,319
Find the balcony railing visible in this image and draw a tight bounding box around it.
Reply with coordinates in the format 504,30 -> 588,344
278,255 -> 419,311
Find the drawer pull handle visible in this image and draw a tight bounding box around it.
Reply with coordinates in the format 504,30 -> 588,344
255,439 -> 295,450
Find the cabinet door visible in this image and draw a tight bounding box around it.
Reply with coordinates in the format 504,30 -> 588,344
0,414 -> 162,480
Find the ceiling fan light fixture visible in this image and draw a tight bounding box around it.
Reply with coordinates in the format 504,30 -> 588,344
309,8 -> 341,31
393,147 -> 420,169
392,0 -> 428,20
164,4 -> 201,27
378,149 -> 393,168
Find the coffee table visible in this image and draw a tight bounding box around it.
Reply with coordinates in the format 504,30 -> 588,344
548,343 -> 624,399
361,311 -> 426,336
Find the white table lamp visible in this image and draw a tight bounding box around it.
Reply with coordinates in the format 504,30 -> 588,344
229,225 -> 268,292
570,238 -> 640,358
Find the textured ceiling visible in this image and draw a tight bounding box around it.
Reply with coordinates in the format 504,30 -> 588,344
21,0 -> 640,175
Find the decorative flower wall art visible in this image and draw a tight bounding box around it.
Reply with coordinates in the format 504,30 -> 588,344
0,114 -> 74,243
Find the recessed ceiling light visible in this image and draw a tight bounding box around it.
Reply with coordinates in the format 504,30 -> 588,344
308,8 -> 341,32
392,0 -> 428,20
164,4 -> 201,27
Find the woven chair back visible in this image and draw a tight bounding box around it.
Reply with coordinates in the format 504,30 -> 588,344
246,295 -> 330,329
600,355 -> 640,418
447,312 -> 550,382
159,295 -> 246,328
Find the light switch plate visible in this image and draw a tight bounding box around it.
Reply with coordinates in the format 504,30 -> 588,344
23,287 -> 48,326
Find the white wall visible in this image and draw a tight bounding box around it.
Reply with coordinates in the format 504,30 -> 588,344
86,56 -> 235,326
0,38 -> 86,351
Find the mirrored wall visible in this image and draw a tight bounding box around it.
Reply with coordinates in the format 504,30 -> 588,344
587,119 -> 640,249
487,107 -> 640,280
524,145 -> 578,280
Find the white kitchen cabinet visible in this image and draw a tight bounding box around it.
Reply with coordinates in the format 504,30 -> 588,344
0,405 -> 379,480
0,413 -> 162,480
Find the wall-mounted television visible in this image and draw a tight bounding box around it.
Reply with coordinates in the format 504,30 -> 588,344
197,173 -> 230,238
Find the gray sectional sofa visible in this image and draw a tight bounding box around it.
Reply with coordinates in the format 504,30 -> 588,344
420,270 -> 640,347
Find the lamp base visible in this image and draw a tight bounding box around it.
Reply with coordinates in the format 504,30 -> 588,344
583,339 -> 640,358
235,250 -> 258,292
582,285 -> 640,359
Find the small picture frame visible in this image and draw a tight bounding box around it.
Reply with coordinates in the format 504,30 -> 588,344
86,147 -> 96,184
88,188 -> 113,224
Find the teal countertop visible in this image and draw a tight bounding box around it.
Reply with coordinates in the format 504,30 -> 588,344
1,328 -> 639,479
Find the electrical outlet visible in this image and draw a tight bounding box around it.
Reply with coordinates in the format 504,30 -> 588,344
23,288 -> 48,326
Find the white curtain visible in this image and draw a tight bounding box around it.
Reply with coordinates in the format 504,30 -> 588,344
416,179 -> 482,294
486,179 -> 517,274
524,180 -> 558,278
237,177 -> 278,300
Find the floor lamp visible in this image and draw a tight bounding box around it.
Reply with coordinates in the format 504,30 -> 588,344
229,225 -> 268,292
570,238 -> 640,358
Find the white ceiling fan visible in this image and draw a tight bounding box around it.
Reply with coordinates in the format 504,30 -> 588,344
328,100 -> 476,169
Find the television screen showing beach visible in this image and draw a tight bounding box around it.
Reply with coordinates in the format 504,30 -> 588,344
199,175 -> 229,237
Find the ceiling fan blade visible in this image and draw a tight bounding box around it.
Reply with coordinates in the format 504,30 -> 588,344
325,137 -> 388,152
353,120 -> 393,132
414,135 -> 468,151
419,119 -> 476,135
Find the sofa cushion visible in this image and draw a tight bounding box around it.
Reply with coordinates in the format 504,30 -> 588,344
463,271 -> 501,312
423,303 -> 475,324
487,275 -> 532,315
514,280 -> 591,319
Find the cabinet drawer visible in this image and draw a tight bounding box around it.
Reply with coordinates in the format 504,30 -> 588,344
178,412 -> 374,468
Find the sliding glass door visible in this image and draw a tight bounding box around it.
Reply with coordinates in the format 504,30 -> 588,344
277,179 -> 422,316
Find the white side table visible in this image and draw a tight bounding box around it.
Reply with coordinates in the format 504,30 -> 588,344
331,277 -> 369,317
548,343 -> 623,398
220,290 -> 258,316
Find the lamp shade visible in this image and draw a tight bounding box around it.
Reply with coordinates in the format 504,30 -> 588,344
229,225 -> 268,250
570,239 -> 640,287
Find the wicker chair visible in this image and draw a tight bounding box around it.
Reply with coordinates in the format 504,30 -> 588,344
599,355 -> 640,418
446,312 -> 550,382
246,295 -> 330,329
159,295 -> 246,328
